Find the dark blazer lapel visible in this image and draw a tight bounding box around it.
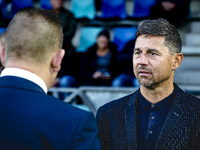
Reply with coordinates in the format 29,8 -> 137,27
155,85 -> 185,150
125,90 -> 139,150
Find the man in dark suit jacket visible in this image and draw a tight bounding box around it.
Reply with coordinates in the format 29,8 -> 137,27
0,8 -> 101,150
97,18 -> 200,150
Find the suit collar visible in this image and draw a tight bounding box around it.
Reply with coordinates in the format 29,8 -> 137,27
0,76 -> 45,94
1,68 -> 47,93
171,83 -> 185,110
155,83 -> 185,150
138,88 -> 175,113
125,89 -> 139,149
126,88 -> 140,106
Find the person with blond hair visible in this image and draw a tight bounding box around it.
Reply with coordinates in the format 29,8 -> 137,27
0,8 -> 100,150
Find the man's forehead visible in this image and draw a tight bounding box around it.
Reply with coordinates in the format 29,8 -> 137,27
136,35 -> 165,46
136,34 -> 165,40
134,35 -> 168,51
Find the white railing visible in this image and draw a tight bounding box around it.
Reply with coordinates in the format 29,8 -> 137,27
49,85 -> 200,116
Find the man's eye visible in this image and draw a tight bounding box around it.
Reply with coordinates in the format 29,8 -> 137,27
134,51 -> 141,55
150,52 -> 157,56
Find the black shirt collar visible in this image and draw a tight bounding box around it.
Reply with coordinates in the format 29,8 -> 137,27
138,86 -> 176,113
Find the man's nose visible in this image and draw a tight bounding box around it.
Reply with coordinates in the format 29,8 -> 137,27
137,53 -> 148,65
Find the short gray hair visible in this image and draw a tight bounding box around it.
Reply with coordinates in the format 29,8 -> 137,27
135,18 -> 182,55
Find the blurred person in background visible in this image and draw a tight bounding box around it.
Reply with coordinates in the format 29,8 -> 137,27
111,38 -> 140,87
0,0 -> 13,27
150,0 -> 191,28
51,0 -> 78,88
51,0 -> 76,50
80,29 -> 119,86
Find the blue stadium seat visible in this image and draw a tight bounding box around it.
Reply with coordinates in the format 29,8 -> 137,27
112,27 -> 137,52
77,27 -> 103,52
99,0 -> 127,19
0,27 -> 6,36
40,0 -> 52,9
12,0 -> 33,14
132,0 -> 156,18
71,0 -> 95,20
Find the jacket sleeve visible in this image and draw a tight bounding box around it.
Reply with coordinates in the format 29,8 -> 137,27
72,112 -> 101,150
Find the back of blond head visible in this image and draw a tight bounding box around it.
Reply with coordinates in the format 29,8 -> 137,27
5,8 -> 63,64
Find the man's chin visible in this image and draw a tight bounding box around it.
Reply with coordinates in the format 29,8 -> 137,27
140,82 -> 152,87
138,79 -> 154,89
138,78 -> 150,84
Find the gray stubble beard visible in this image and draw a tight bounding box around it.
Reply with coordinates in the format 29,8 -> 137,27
138,75 -> 170,90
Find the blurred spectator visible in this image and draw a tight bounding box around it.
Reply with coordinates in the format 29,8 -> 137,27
54,48 -> 79,88
0,0 -> 13,27
51,0 -> 78,88
51,0 -> 77,50
111,38 -> 140,87
95,0 -> 101,11
150,0 -> 191,28
0,31 -> 5,73
80,30 -> 119,86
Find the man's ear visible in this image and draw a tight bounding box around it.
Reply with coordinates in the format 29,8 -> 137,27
172,53 -> 183,70
0,46 -> 5,66
51,49 -> 65,73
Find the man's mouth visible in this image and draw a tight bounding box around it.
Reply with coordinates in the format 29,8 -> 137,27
138,70 -> 151,76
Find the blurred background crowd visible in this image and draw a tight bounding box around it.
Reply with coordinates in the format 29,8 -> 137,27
0,0 -> 197,92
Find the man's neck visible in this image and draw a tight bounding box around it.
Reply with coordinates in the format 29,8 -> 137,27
140,81 -> 174,104
5,60 -> 53,89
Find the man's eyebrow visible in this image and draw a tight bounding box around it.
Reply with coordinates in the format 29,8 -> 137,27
133,48 -> 161,54
133,48 -> 140,51
147,48 -> 161,54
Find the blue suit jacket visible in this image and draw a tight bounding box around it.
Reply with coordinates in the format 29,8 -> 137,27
97,84 -> 200,150
0,76 -> 101,150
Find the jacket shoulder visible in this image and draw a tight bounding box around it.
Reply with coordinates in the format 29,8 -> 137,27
46,94 -> 90,116
97,90 -> 138,116
175,84 -> 200,112
184,92 -> 200,108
